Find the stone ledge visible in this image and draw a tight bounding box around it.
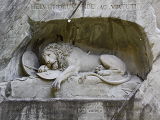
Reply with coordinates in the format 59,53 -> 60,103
0,98 -> 135,120
8,75 -> 142,99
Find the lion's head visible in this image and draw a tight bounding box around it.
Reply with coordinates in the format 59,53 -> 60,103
42,43 -> 73,71
42,50 -> 58,70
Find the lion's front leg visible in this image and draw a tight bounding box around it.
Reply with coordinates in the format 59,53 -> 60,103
52,65 -> 79,89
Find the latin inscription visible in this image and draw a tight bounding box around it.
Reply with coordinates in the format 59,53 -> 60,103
30,2 -> 148,10
78,102 -> 104,114
30,3 -> 96,10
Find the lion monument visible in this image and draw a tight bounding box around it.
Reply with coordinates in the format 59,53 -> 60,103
38,42 -> 131,89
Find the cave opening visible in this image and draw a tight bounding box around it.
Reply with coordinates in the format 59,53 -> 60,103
28,17 -> 153,80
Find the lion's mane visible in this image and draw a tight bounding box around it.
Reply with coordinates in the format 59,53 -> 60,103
42,43 -> 73,71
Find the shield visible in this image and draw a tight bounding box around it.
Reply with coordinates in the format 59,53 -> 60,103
37,70 -> 62,80
22,51 -> 40,76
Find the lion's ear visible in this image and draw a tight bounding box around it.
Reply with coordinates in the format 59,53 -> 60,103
40,53 -> 46,64
41,53 -> 45,58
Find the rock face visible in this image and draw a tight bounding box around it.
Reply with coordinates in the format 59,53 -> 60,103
0,0 -> 31,82
0,82 -> 8,102
133,57 -> 160,120
0,0 -> 159,82
152,0 -> 160,28
0,0 -> 160,120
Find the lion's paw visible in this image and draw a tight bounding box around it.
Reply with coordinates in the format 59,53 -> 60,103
38,65 -> 49,73
78,75 -> 87,84
52,79 -> 62,90
97,70 -> 111,76
95,65 -> 104,73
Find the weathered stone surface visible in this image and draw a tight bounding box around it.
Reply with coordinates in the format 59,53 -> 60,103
0,0 -> 31,82
133,57 -> 160,120
0,0 -> 159,82
152,0 -> 160,28
0,82 -> 8,102
0,0 -> 160,119
0,14 -> 31,83
10,76 -> 141,99
55,75 -> 141,99
11,77 -> 53,98
0,99 -> 134,120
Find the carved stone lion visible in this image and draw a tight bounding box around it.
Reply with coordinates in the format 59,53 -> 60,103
38,42 -> 131,89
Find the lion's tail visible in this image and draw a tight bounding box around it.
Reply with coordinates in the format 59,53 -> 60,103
88,73 -> 131,85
